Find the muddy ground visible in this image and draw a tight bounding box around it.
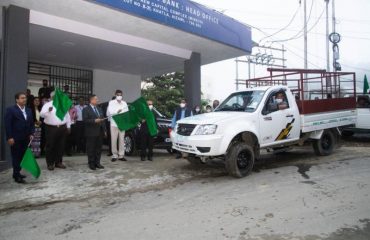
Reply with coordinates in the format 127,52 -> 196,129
0,134 -> 369,240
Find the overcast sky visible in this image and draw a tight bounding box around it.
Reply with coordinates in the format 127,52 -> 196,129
192,0 -> 370,101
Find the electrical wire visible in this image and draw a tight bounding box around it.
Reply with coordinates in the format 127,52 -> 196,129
258,3 -> 301,45
269,2 -> 325,43
196,1 -> 370,73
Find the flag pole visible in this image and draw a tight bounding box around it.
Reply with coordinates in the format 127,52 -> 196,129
28,136 -> 34,147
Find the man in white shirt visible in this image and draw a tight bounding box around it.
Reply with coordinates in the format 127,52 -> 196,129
106,90 -> 128,161
40,91 -> 71,170
74,97 -> 87,153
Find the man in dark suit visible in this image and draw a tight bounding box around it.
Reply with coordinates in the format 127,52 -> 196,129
139,100 -> 157,161
83,94 -> 106,170
5,92 -> 35,183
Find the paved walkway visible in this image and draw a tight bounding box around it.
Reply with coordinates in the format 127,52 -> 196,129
0,151 -> 224,213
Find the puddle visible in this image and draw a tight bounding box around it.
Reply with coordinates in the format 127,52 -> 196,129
301,180 -> 317,185
296,164 -> 312,179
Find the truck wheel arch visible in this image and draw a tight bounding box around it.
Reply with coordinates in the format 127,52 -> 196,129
227,132 -> 260,158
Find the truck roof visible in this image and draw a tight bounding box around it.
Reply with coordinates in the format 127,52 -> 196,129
237,85 -> 286,92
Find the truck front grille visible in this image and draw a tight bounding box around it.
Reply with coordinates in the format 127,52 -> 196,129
177,124 -> 196,136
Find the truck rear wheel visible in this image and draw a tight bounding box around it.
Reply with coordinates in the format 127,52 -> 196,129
225,143 -> 255,178
313,130 -> 336,156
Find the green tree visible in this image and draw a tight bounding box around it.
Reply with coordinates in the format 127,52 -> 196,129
142,72 -> 185,117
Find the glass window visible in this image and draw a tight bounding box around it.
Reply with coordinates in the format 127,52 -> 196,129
264,91 -> 290,113
216,91 -> 265,112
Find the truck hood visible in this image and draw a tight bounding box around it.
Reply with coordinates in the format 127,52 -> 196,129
177,112 -> 250,125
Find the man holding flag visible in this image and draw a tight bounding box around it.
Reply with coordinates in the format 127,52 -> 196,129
40,89 -> 72,171
107,90 -> 128,162
5,92 -> 35,183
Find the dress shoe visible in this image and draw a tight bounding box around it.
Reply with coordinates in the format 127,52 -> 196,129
20,174 -> 27,179
14,177 -> 26,184
141,156 -> 146,161
47,165 -> 55,171
148,157 -> 153,161
111,158 -> 117,162
55,163 -> 66,169
96,164 -> 105,169
89,165 -> 96,170
119,157 -> 127,161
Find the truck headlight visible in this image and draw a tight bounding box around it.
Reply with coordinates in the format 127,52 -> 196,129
194,124 -> 217,135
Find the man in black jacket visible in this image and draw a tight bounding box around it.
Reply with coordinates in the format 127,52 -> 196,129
139,100 -> 157,161
83,95 -> 106,170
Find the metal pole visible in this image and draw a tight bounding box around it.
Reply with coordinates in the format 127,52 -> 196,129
332,0 -> 336,72
331,0 -> 337,96
248,57 -> 251,80
282,44 -> 286,68
304,0 -> 308,70
235,58 -> 239,91
325,0 -> 330,72
303,0 -> 309,100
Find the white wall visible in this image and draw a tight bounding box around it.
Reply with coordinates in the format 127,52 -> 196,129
93,69 -> 141,103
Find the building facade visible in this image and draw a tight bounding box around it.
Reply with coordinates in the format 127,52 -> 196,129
0,0 -> 252,165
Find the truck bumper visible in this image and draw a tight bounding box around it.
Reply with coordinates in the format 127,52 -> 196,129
171,132 -> 224,156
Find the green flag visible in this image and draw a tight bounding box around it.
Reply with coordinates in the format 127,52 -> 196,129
112,105 -> 141,132
364,75 -> 369,94
20,148 -> 41,179
53,88 -> 73,121
112,97 -> 158,136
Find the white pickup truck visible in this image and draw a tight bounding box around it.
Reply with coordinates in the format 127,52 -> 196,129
171,69 -> 357,178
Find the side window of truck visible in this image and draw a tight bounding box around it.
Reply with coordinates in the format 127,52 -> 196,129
263,91 -> 290,115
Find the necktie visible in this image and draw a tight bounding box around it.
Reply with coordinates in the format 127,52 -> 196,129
94,107 -> 100,117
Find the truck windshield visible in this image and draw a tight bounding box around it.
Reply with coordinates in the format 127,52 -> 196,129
215,91 -> 265,112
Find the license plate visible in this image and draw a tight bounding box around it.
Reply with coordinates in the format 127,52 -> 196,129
176,135 -> 185,143
165,138 -> 171,143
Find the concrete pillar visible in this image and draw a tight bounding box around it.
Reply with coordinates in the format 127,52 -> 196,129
184,52 -> 201,109
0,5 -> 29,165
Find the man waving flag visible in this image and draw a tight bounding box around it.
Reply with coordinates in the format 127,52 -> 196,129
112,97 -> 158,136
53,88 -> 73,121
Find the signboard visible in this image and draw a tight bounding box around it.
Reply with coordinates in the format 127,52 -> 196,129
89,0 -> 252,52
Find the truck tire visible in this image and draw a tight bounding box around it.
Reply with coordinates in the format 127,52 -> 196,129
313,130 -> 336,156
187,154 -> 202,165
225,143 -> 255,178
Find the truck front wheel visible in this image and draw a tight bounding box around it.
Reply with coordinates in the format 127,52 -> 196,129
226,143 -> 255,178
313,130 -> 336,156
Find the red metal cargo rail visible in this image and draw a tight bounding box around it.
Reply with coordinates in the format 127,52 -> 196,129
245,68 -> 357,114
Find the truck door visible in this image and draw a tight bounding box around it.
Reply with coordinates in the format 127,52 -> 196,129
259,90 -> 299,146
356,96 -> 370,129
